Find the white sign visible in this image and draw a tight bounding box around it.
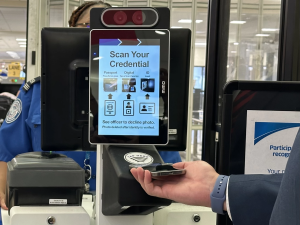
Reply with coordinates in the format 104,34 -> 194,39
245,110 -> 300,175
49,199 -> 67,205
169,129 -> 177,134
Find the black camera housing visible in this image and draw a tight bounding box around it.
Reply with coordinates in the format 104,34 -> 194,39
90,7 -> 170,29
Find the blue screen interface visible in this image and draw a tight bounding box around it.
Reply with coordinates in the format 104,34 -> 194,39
98,39 -> 160,136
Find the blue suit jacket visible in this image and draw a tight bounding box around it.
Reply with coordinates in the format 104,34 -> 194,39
228,130 -> 300,225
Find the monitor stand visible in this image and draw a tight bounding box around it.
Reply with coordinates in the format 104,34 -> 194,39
95,145 -> 153,225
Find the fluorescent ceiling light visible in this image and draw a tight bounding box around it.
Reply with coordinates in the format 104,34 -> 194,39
171,26 -> 183,28
230,21 -> 246,24
20,45 -> 26,47
6,51 -> 20,59
178,19 -> 192,23
262,28 -> 278,32
256,34 -> 270,37
16,38 -> 26,41
18,42 -> 26,45
231,51 -> 237,53
112,5 -> 119,7
178,19 -> 203,23
155,31 -> 166,35
234,42 -> 239,45
195,43 -> 206,46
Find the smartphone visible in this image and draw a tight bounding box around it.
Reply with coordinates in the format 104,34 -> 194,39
129,163 -> 186,177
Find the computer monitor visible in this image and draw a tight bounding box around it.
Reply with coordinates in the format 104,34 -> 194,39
41,28 -> 190,151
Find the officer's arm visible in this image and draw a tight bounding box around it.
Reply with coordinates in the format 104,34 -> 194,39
0,161 -> 7,209
0,84 -> 35,210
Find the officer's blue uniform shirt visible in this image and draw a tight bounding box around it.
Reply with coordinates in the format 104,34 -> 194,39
0,80 -> 181,191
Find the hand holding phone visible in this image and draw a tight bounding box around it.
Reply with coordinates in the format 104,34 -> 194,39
129,163 -> 186,177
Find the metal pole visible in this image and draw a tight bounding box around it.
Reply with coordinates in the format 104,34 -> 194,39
168,0 -> 173,23
234,0 -> 243,80
63,0 -> 70,27
256,0 -> 263,80
185,0 -> 197,162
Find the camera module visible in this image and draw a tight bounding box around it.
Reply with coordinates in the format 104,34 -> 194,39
132,11 -> 146,25
113,10 -> 127,25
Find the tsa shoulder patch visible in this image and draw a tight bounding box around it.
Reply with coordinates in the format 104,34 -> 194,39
5,98 -> 22,124
22,76 -> 41,92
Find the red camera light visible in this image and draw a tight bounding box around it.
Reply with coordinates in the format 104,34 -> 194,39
113,11 -> 127,25
101,8 -> 158,27
132,11 -> 146,25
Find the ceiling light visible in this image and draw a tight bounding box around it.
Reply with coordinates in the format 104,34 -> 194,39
178,19 -> 192,23
178,19 -> 203,23
16,38 -> 26,41
112,5 -> 119,7
262,28 -> 278,32
6,51 -> 20,59
20,45 -> 26,47
18,42 -> 26,45
155,31 -> 166,35
230,21 -> 246,24
171,26 -> 183,28
231,51 -> 237,53
256,34 -> 270,37
195,43 -> 206,46
234,42 -> 239,45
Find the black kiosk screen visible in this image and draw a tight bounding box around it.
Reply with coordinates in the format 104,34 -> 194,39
90,30 -> 169,144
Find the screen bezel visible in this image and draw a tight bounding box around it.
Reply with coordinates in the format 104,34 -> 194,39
89,29 -> 169,145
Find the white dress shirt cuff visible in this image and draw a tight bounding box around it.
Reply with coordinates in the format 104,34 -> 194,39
226,177 -> 232,220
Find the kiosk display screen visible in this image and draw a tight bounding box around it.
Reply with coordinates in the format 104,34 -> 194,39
90,30 -> 169,145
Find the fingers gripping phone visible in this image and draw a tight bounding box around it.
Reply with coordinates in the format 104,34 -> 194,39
129,163 -> 186,177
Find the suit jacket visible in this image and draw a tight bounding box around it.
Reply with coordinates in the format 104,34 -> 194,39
228,129 -> 300,225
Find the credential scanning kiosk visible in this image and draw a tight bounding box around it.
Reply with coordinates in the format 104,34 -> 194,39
89,7 -> 172,225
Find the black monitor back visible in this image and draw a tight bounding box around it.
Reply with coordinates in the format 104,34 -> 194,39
218,80 -> 300,225
41,28 -> 190,151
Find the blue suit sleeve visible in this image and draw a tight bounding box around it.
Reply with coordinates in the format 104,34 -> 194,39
228,174 -> 282,225
0,88 -> 34,162
270,129 -> 300,225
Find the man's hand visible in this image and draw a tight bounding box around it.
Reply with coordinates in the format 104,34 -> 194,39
0,192 -> 7,210
130,161 -> 219,208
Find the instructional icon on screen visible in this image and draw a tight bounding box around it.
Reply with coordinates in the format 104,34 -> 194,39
141,78 -> 155,92
104,78 -> 118,92
139,103 -> 155,114
123,100 -> 134,116
122,78 -> 136,92
105,100 -> 116,116
145,94 -> 150,100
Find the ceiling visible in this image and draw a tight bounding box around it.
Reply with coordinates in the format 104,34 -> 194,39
0,1 -> 27,66
0,0 -> 282,67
